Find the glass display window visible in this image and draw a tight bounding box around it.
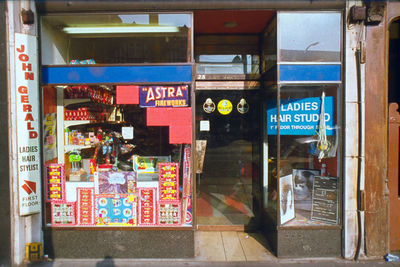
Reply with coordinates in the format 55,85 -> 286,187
278,12 -> 341,62
196,54 -> 260,75
262,11 -> 342,229
42,84 -> 193,228
40,12 -> 194,228
40,13 -> 192,65
275,85 -> 341,227
195,35 -> 260,75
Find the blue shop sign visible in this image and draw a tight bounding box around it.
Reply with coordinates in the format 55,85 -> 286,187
267,96 -> 334,135
139,85 -> 189,108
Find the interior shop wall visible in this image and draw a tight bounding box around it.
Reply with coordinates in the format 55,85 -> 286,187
41,20 -> 69,64
0,1 -> 11,266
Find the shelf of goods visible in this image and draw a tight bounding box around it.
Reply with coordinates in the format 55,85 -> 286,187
64,98 -> 91,106
64,98 -> 114,108
64,120 -> 92,128
57,87 -> 115,164
64,144 -> 94,153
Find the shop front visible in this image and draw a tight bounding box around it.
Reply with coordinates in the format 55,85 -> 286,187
193,11 -> 342,257
0,0 -> 357,261
37,9 -> 344,259
40,13 -> 195,258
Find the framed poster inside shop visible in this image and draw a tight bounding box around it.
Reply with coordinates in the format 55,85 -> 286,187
279,174 -> 295,225
292,169 -> 320,211
311,176 -> 339,225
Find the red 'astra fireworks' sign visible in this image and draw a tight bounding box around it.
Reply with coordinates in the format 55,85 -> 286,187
139,85 -> 189,108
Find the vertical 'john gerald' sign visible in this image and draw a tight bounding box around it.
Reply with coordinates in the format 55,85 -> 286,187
15,33 -> 41,215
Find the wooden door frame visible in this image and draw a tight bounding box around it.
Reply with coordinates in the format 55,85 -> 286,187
365,1 -> 400,256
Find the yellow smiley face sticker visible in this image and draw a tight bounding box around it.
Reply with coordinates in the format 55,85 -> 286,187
217,99 -> 233,115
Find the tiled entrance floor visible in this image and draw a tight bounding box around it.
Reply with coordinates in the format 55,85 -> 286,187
196,139 -> 256,226
196,182 -> 254,225
195,231 -> 276,261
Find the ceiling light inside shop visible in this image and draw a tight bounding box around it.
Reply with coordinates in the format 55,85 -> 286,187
63,26 -> 180,34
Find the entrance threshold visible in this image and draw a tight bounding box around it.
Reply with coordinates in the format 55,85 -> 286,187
195,231 -> 274,261
197,225 -> 246,231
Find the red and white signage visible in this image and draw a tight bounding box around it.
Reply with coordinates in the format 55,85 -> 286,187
158,201 -> 181,226
76,187 -> 95,226
45,164 -> 65,202
158,163 -> 179,201
138,187 -> 157,226
51,201 -> 76,226
15,33 -> 41,215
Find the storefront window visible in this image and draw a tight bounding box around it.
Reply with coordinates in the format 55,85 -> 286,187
41,12 -> 193,228
196,54 -> 260,74
278,12 -> 341,62
273,85 -> 340,226
42,84 -> 193,227
41,13 -> 192,65
195,35 -> 260,75
263,11 -> 342,228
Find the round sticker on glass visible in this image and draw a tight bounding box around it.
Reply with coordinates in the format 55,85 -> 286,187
203,98 -> 216,113
237,98 -> 249,114
217,99 -> 233,115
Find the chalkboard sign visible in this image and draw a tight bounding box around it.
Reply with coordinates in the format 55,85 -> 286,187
311,176 -> 339,224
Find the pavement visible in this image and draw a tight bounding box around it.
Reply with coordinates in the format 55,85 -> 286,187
21,232 -> 400,267
25,258 -> 399,267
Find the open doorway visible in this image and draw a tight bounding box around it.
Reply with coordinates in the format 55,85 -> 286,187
388,18 -> 400,252
194,10 -> 276,229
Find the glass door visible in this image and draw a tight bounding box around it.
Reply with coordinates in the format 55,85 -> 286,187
195,89 -> 261,227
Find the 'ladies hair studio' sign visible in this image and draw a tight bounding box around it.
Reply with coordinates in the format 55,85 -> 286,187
267,96 -> 334,136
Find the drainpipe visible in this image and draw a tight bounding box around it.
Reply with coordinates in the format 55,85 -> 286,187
354,43 -> 364,261
347,3 -> 366,260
